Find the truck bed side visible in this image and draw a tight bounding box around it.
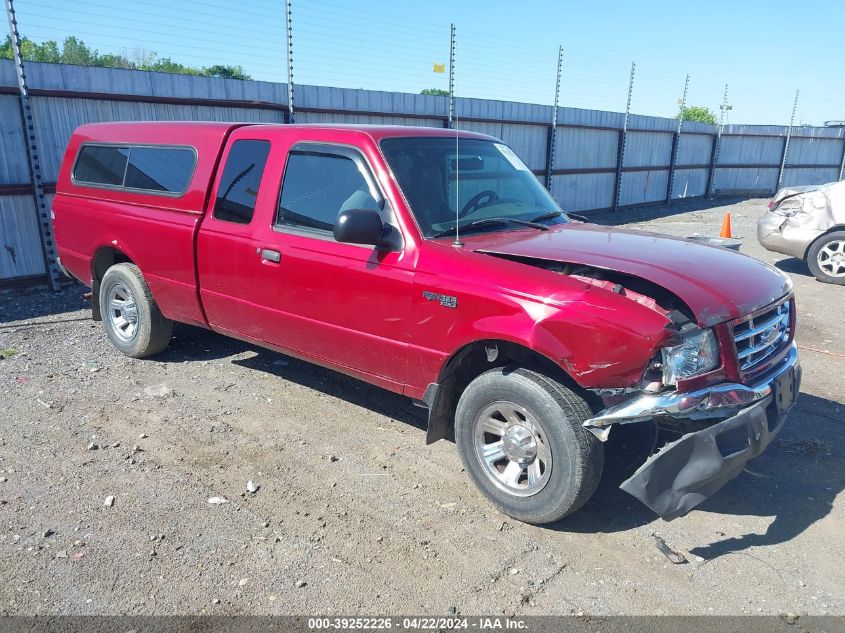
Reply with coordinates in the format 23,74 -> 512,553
53,122 -> 251,327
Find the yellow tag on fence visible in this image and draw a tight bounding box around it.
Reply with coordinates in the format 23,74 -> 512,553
433,63 -> 446,74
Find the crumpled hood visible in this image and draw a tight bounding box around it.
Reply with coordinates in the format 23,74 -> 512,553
467,223 -> 792,326
772,179 -> 845,228
771,184 -> 822,205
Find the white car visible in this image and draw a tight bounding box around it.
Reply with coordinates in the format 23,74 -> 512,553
758,180 -> 845,284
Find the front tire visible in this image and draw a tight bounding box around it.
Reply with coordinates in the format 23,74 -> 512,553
455,367 -> 603,525
807,231 -> 845,285
99,263 -> 173,358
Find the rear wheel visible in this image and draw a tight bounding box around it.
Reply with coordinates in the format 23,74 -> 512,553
99,263 -> 173,358
807,231 -> 845,285
454,367 -> 603,524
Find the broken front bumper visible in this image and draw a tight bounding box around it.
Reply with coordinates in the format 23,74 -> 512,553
591,343 -> 801,520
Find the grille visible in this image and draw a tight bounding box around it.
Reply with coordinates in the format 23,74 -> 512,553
732,300 -> 791,372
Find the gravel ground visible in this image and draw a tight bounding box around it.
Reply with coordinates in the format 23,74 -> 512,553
0,197 -> 842,616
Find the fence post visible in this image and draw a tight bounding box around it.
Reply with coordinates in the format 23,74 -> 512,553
707,84 -> 730,198
284,0 -> 295,123
705,134 -> 718,198
666,73 -> 689,204
839,134 -> 845,182
4,0 -> 61,291
545,46 -> 563,188
448,23 -> 456,129
776,89 -> 800,192
612,61 -> 635,212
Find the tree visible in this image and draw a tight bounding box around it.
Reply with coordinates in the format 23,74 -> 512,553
60,36 -> 96,65
0,35 -> 251,80
2,35 -> 60,63
421,88 -> 449,96
97,53 -> 133,70
139,57 -> 202,76
203,64 -> 251,80
678,105 -> 718,125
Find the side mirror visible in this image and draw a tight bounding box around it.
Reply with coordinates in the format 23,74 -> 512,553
334,209 -> 390,248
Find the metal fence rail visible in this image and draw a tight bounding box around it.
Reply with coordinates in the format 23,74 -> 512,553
1,60 -> 844,288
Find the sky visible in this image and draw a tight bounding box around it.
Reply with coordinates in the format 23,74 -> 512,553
11,0 -> 845,126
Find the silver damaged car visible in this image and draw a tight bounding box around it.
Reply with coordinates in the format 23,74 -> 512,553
758,180 -> 845,285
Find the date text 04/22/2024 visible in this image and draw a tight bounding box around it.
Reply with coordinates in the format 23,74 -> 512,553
306,617 -> 528,630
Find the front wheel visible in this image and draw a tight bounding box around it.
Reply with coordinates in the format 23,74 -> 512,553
807,231 -> 845,285
454,367 -> 603,525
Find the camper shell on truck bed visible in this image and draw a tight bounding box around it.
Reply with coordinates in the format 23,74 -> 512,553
53,121 -> 801,525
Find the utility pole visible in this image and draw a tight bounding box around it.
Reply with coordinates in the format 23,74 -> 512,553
448,23 -> 456,129
666,73 -> 690,204
4,0 -> 61,291
545,46 -> 564,188
613,61 -> 635,212
707,84 -> 731,198
284,0 -> 295,123
777,89 -> 800,190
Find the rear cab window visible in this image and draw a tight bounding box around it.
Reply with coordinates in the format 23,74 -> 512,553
213,140 -> 272,225
72,144 -> 196,196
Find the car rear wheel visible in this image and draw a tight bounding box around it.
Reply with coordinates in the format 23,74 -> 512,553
807,231 -> 845,285
99,263 -> 173,358
454,367 -> 603,525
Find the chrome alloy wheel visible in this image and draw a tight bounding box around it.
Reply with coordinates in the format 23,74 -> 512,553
106,282 -> 139,342
473,402 -> 552,497
818,240 -> 845,278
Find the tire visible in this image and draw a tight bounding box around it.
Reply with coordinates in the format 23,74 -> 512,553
806,230 -> 845,285
454,367 -> 603,525
99,263 -> 173,358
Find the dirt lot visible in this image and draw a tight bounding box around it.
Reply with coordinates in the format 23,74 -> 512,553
1,197 -> 843,616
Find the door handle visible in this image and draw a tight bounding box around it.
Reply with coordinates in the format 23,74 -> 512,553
259,248 -> 281,263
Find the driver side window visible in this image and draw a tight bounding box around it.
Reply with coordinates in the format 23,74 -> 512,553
277,150 -> 381,235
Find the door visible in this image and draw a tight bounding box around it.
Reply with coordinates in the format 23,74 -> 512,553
199,132 -> 413,389
197,134 -> 276,336
254,141 -> 412,387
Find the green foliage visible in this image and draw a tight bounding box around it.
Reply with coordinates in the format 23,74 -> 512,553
204,64 -> 251,80
0,35 -> 13,60
140,57 -> 201,76
60,36 -> 95,65
1,35 -> 251,80
21,38 -> 60,62
421,88 -> 449,96
678,105 -> 718,125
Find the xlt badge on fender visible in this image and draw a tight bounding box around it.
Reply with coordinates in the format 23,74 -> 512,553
423,290 -> 457,309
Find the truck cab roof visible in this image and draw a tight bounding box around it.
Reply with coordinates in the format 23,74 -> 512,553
71,121 -> 495,144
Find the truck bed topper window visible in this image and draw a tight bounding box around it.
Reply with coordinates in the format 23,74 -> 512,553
72,143 -> 197,197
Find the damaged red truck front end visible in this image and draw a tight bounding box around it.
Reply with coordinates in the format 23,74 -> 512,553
53,123 -> 800,524
442,224 -> 800,520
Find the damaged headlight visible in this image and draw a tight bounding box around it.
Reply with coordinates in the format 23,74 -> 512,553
660,329 -> 720,385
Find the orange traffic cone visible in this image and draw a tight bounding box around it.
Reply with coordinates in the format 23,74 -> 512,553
719,212 -> 732,238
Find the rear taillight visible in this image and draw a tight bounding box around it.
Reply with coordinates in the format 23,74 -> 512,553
767,199 -> 775,210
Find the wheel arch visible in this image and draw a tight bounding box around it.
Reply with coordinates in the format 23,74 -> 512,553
803,225 -> 845,261
90,246 -> 136,321
423,339 -> 596,444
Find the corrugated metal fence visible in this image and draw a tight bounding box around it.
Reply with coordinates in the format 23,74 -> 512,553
2,60 -> 844,287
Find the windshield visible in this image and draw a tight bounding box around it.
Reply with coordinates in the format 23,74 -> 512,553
380,137 -> 565,238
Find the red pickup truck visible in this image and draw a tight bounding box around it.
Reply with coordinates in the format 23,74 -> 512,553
53,122 -> 800,524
